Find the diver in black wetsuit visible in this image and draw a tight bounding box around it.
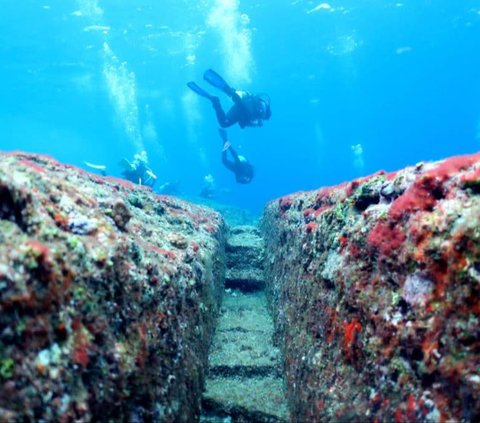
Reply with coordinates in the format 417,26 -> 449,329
218,128 -> 254,184
119,151 -> 157,188
187,69 -> 271,129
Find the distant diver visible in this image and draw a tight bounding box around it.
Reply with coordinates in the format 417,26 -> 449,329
119,150 -> 157,188
200,174 -> 216,199
187,69 -> 271,129
219,128 -> 254,184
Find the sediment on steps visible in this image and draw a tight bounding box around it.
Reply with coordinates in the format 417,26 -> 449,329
202,225 -> 289,422
225,226 -> 265,292
202,291 -> 289,422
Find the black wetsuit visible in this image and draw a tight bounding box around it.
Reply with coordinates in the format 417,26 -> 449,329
213,93 -> 265,129
122,163 -> 156,188
187,70 -> 270,129
222,145 -> 254,184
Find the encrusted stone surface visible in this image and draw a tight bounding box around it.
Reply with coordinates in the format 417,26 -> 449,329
0,152 -> 226,422
262,152 -> 480,422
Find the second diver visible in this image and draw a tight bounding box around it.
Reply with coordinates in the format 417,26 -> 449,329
218,128 -> 254,184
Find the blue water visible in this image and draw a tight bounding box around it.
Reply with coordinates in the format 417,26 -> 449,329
1,0 -> 479,214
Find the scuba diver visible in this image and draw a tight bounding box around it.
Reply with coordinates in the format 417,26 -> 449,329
199,174 -> 216,199
219,128 -> 254,184
187,69 -> 271,129
119,150 -> 157,188
83,151 -> 157,188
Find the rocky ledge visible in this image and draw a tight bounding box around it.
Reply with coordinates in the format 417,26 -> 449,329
0,152 -> 226,422
262,152 -> 480,422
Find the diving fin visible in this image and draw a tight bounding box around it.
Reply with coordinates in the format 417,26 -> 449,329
84,161 -> 107,176
203,69 -> 234,95
187,81 -> 215,100
84,161 -> 106,171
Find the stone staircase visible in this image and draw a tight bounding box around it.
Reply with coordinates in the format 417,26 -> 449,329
201,226 -> 290,423
224,226 -> 265,292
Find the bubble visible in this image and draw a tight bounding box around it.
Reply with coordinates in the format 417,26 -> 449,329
240,13 -> 250,25
326,34 -> 361,56
207,0 -> 253,84
102,42 -> 144,152
351,143 -> 365,174
185,54 -> 196,65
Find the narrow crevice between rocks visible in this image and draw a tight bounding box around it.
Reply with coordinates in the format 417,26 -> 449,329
201,225 -> 290,423
208,365 -> 282,378
202,398 -> 288,423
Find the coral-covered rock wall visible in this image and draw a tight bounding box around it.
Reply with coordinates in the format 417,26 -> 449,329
262,153 -> 480,422
0,152 -> 226,422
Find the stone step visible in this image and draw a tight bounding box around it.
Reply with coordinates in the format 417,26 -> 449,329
226,226 -> 265,273
209,334 -> 277,369
225,225 -> 265,293
202,290 -> 289,422
214,291 -> 273,330
225,268 -> 265,291
229,225 -> 262,236
226,237 -> 264,252
226,250 -> 264,270
202,375 -> 290,423
208,364 -> 280,378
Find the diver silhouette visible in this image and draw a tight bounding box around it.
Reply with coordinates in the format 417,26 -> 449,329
187,69 -> 271,129
219,128 -> 254,184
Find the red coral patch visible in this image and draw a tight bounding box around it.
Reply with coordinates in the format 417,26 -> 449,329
367,221 -> 406,256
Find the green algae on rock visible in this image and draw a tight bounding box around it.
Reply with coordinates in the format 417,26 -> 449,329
262,152 -> 480,423
0,152 -> 227,422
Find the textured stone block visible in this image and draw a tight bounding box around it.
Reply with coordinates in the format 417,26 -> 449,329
262,153 -> 480,422
0,152 -> 227,422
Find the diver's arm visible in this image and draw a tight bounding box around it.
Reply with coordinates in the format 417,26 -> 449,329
222,149 -> 237,172
227,145 -> 242,165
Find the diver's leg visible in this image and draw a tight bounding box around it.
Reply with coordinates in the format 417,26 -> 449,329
212,98 -> 237,128
229,90 -> 242,103
221,104 -> 241,128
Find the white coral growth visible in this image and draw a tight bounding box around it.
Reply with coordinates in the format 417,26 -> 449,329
402,273 -> 434,307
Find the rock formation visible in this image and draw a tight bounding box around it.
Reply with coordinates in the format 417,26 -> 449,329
2,150 -> 480,422
0,152 -> 226,422
262,153 -> 480,422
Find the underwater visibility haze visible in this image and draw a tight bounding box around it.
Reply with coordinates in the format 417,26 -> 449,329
1,0 -> 480,214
